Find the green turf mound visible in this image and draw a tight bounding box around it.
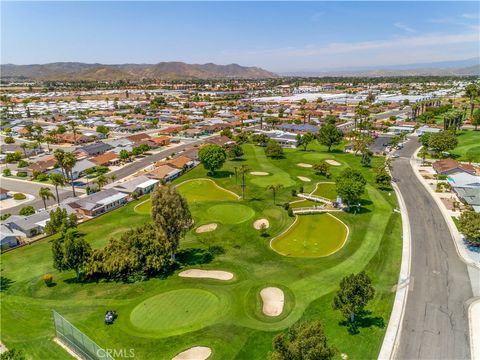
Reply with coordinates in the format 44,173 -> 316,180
271,214 -> 348,257
207,203 -> 255,224
312,182 -> 337,201
130,289 -> 223,336
177,179 -> 238,202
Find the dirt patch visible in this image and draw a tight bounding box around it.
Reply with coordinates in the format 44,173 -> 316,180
253,218 -> 270,230
250,171 -> 269,176
260,287 -> 284,316
296,163 -> 313,168
179,269 -> 234,281
297,176 -> 311,182
325,159 -> 341,166
172,346 -> 212,360
195,223 -> 218,233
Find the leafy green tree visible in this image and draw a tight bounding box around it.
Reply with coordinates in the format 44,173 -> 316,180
119,149 -> 130,161
428,131 -> 458,155
296,132 -> 315,151
19,206 -> 35,216
375,164 -> 392,188
419,132 -> 432,147
335,168 -> 367,206
86,223 -> 172,281
418,146 -> 429,165
5,151 -> 22,163
333,271 -> 375,323
96,125 -> 110,136
472,108 -> 480,131
220,128 -> 233,138
459,211 -> 480,246
0,348 -> 26,360
4,136 -> 14,144
265,141 -> 284,158
95,175 -> 108,190
151,185 -> 193,258
198,144 -> 227,175
45,208 -> 77,235
50,173 -> 66,205
361,150 -> 372,167
313,161 -> 330,177
39,187 -> 55,209
225,143 -> 244,159
3,168 -> 11,176
52,228 -> 91,280
268,321 -> 336,360
318,124 -> 342,152
251,133 -> 269,146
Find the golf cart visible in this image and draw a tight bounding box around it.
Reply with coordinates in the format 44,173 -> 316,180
104,310 -> 118,325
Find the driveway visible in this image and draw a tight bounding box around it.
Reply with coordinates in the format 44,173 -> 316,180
391,137 -> 473,359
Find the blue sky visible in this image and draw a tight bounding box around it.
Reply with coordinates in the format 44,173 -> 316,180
1,1 -> 479,72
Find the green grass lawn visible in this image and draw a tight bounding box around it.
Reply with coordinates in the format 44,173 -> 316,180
312,182 -> 337,201
0,141 -> 402,360
271,213 -> 348,257
450,130 -> 480,162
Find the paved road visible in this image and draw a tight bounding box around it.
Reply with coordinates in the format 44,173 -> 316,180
392,138 -> 473,360
107,138 -> 206,180
0,177 -> 75,215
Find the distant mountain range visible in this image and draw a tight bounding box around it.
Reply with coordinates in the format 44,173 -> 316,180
281,58 -> 480,77
0,62 -> 277,81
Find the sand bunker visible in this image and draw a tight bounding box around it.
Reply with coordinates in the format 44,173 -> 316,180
297,163 -> 313,168
260,287 -> 285,316
250,171 -> 269,176
325,159 -> 341,166
179,269 -> 234,281
195,223 -> 218,233
254,218 -> 270,230
297,176 -> 311,182
172,346 -> 212,360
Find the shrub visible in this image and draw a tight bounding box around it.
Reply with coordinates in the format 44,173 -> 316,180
19,206 -> 35,216
291,189 -> 297,197
42,274 -> 54,287
288,208 -> 294,217
437,174 -> 447,180
36,173 -> 49,182
299,186 -> 304,193
2,168 -> 11,176
17,160 -> 29,168
283,202 -> 290,210
16,171 -> 27,177
13,193 -> 26,200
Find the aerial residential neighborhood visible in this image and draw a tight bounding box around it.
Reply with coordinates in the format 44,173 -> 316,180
0,1 -> 479,360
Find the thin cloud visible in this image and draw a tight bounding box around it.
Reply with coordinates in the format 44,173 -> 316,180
394,22 -> 416,33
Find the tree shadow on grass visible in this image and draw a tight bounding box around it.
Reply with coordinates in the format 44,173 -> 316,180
339,310 -> 385,335
230,158 -> 246,162
0,276 -> 14,292
176,248 -> 213,267
209,171 -> 234,179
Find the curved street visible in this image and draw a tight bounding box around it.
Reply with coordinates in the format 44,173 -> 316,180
392,138 -> 473,360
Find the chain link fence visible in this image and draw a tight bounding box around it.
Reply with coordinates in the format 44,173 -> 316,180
53,310 -> 114,360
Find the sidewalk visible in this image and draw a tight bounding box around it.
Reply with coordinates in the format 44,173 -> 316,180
470,299 -> 480,360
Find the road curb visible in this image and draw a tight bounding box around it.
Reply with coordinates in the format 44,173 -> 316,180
469,298 -> 480,360
378,181 -> 412,359
409,147 -> 480,270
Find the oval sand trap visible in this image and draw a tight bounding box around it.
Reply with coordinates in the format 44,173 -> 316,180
297,163 -> 313,168
172,346 -> 212,360
260,287 -> 284,316
254,218 -> 270,230
297,176 -> 311,182
325,159 -> 341,166
250,171 -> 269,176
196,223 -> 218,233
179,269 -> 234,281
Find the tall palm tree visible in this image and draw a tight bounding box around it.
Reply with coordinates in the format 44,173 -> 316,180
39,187 -> 55,210
53,149 -> 66,177
20,143 -> 29,158
62,152 -> 77,197
267,184 -> 283,205
95,175 -> 108,191
69,121 -> 78,145
238,165 -> 249,199
465,83 -> 479,117
50,173 -> 66,205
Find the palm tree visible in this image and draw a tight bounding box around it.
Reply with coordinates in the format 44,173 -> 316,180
62,152 -> 77,197
50,173 -> 66,205
39,187 -> 55,210
53,149 -> 66,177
267,184 -> 283,205
69,121 -> 78,145
238,165 -> 249,199
109,174 -> 117,184
20,143 -> 29,158
95,175 -> 108,191
465,83 -> 479,117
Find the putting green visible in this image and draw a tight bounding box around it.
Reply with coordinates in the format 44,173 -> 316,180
271,214 -> 348,257
207,203 -> 255,224
177,179 -> 239,202
130,289 -> 222,336
312,182 -> 337,201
